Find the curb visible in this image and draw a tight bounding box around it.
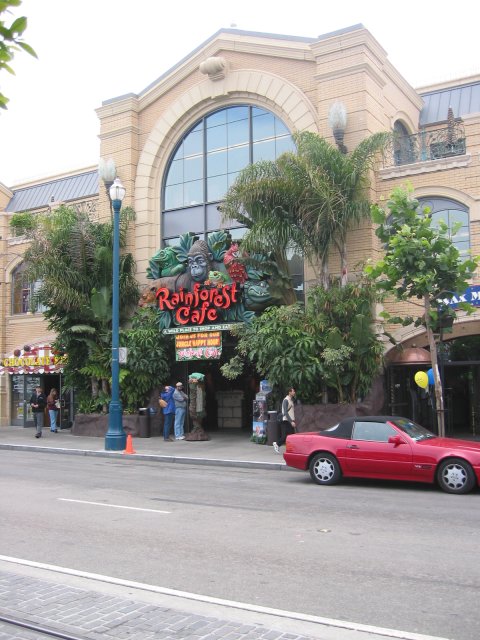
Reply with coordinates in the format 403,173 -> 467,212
0,443 -> 289,471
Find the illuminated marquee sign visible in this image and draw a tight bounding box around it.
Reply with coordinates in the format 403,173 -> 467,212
156,282 -> 240,326
175,331 -> 222,361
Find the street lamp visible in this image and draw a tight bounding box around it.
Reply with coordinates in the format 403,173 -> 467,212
105,177 -> 126,451
98,158 -> 117,219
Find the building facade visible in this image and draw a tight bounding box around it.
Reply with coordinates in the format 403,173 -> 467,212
1,25 -> 480,433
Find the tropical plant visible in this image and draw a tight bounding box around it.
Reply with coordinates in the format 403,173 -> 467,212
0,0 -> 36,109
365,186 -> 479,437
221,280 -> 383,404
20,205 -> 139,409
9,210 -> 37,235
120,306 -> 173,413
293,131 -> 391,286
220,130 -> 390,293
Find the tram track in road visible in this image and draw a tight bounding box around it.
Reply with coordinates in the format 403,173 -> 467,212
0,613 -> 91,640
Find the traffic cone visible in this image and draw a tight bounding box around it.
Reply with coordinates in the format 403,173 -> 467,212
123,434 -> 136,455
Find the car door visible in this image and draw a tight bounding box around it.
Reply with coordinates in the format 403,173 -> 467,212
344,420 -> 413,478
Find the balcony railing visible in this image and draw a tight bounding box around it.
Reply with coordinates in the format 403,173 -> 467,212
384,122 -> 466,167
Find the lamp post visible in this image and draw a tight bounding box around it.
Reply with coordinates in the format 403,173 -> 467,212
105,177 -> 126,451
98,158 -> 117,219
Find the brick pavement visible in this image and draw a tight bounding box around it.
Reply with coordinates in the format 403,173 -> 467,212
0,569 -> 318,640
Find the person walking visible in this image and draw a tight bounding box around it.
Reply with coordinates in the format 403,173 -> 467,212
160,385 -> 176,441
273,387 -> 296,453
46,388 -> 59,432
173,381 -> 188,440
30,386 -> 46,438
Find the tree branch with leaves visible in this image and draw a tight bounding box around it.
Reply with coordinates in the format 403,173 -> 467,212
0,0 -> 36,109
365,186 -> 479,437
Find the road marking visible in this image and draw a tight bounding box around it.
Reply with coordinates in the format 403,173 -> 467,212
58,498 -> 170,514
0,555 -> 449,640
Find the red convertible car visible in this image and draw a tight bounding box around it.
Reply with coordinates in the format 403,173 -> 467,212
283,416 -> 480,494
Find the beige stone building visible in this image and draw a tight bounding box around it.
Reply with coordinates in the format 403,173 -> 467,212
1,25 -> 479,434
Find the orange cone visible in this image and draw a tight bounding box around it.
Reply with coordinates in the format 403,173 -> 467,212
123,434 -> 136,455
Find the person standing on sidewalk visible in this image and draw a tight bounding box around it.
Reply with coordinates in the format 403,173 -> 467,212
273,387 -> 296,453
30,386 -> 46,438
160,385 -> 176,441
47,388 -> 59,432
173,382 -> 188,440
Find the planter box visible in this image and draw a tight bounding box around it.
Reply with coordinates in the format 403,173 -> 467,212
72,413 -> 161,438
295,376 -> 386,432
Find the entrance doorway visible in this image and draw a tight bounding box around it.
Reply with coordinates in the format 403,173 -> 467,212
10,373 -> 72,428
386,335 -> 480,438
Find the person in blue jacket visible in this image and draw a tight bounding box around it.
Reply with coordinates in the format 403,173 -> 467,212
160,385 -> 176,441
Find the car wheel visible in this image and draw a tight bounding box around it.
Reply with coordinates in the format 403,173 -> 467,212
437,458 -> 476,494
309,453 -> 341,485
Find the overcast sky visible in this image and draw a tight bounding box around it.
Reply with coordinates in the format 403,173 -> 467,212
1,0 -> 478,186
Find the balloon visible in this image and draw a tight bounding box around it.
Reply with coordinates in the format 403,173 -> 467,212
414,371 -> 428,389
427,368 -> 435,386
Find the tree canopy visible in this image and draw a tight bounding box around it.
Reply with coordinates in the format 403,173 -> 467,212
221,280 -> 383,405
19,205 -> 140,410
220,130 -> 390,293
365,186 -> 479,436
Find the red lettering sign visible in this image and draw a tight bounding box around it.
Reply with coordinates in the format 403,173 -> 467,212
156,283 -> 239,326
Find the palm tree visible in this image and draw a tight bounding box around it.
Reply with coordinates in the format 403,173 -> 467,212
293,130 -> 390,286
23,205 -> 139,405
221,130 -> 390,292
220,160 -> 304,305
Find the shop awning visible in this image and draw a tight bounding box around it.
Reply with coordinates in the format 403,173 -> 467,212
0,344 -> 66,375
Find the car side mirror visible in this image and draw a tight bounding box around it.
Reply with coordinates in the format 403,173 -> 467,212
388,435 -> 405,446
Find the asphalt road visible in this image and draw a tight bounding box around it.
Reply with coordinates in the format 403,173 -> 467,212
1,450 -> 479,640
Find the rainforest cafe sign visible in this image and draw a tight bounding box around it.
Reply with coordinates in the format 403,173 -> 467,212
156,283 -> 240,326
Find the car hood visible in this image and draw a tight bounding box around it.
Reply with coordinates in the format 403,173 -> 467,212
418,437 -> 480,452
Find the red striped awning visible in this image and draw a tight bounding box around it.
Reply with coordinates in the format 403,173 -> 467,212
0,344 -> 66,375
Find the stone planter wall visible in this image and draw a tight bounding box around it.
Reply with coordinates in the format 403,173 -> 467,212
72,413 -> 162,438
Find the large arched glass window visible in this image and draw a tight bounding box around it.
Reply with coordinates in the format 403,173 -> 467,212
162,105 -> 294,244
418,197 -> 470,258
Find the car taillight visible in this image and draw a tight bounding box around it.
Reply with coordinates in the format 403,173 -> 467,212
285,440 -> 294,452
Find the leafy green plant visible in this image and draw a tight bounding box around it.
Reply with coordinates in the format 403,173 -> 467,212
365,185 -> 479,436
222,280 -> 383,404
0,0 -> 37,109
9,211 -> 37,235
120,306 -> 173,413
23,205 -> 139,410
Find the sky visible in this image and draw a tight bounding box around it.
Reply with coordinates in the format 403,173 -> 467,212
1,0 -> 479,187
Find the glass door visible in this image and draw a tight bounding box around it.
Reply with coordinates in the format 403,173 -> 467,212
11,375 -> 41,427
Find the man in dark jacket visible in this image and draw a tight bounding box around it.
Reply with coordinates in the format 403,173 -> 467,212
30,386 -> 46,438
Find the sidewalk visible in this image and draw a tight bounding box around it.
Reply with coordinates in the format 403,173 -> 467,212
0,557 -> 449,640
0,425 -> 287,471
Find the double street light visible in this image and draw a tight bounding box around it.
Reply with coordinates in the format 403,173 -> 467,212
104,177 -> 127,451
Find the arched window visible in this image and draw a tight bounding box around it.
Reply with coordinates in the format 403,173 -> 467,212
418,197 -> 470,258
11,263 -> 45,315
393,120 -> 415,165
162,105 -> 294,244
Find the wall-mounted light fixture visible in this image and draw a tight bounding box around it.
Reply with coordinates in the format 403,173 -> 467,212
328,101 -> 348,154
98,158 -> 117,217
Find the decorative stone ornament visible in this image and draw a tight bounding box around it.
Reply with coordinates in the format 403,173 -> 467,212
199,56 -> 227,80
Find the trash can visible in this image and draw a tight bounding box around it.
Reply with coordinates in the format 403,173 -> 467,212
138,407 -> 151,438
266,411 -> 279,446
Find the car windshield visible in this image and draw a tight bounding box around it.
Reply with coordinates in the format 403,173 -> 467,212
393,418 -> 437,442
